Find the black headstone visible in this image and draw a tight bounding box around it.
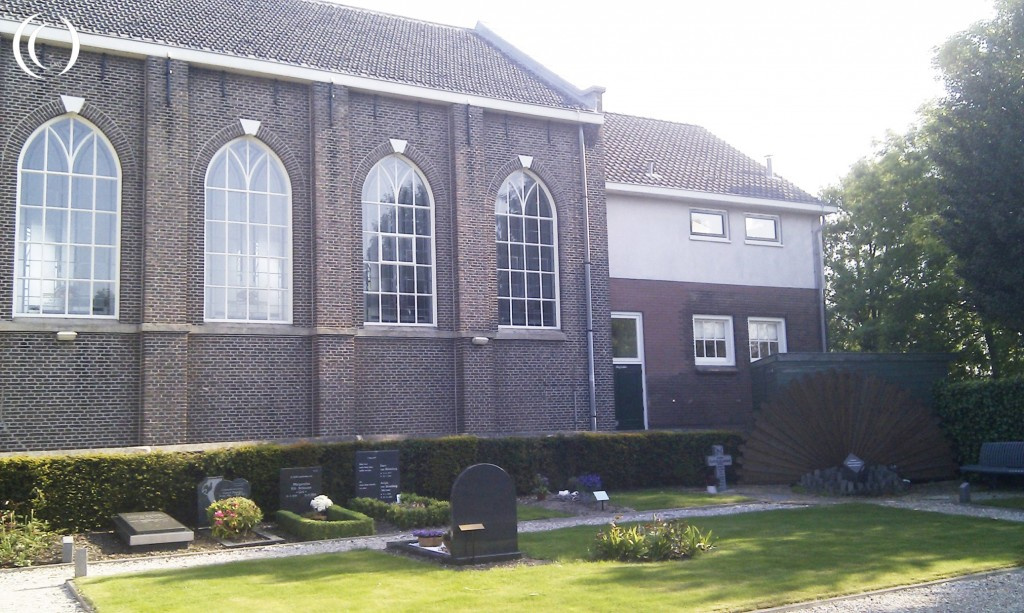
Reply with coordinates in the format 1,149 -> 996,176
196,476 -> 252,527
113,511 -> 194,548
279,466 -> 323,514
355,450 -> 400,502
449,463 -> 521,564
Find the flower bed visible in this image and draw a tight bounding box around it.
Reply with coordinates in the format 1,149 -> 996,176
274,505 -> 375,541
347,493 -> 450,529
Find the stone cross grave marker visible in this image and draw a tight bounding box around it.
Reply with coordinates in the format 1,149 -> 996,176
355,450 -> 400,502
448,463 -> 521,564
279,466 -> 323,514
706,445 -> 733,491
196,476 -> 251,527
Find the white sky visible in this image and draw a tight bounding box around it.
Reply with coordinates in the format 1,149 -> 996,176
334,0 -> 996,195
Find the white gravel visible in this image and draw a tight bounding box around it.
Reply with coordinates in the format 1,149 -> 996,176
2,497 -> 1021,613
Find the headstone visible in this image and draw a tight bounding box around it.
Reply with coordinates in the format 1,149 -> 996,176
197,476 -> 251,527
959,481 -> 971,504
279,466 -> 323,514
448,463 -> 521,564
112,511 -> 195,547
355,450 -> 400,502
842,453 -> 866,481
706,445 -> 733,491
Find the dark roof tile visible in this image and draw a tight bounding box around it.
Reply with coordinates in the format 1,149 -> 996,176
604,112 -> 818,204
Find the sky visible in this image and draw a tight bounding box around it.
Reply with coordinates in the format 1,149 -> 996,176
334,0 -> 996,195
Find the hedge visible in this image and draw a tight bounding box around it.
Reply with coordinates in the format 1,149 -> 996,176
0,430 -> 742,532
935,377 -> 1024,465
348,493 -> 450,529
274,505 -> 374,540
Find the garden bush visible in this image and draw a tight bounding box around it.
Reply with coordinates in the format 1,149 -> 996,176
592,517 -> 715,562
348,493 -> 450,529
0,509 -> 60,567
0,430 -> 742,532
206,497 -> 263,540
274,505 -> 374,541
935,377 -> 1024,464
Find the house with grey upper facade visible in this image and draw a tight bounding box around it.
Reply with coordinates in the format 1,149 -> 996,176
0,0 -> 832,453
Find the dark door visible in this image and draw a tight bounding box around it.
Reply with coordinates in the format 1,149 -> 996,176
611,313 -> 647,430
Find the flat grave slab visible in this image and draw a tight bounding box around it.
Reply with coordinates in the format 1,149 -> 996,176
113,511 -> 194,548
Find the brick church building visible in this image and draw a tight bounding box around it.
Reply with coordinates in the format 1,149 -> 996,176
0,1 -> 830,452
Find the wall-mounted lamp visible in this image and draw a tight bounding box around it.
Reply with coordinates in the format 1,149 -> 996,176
56,331 -> 78,342
471,336 -> 489,346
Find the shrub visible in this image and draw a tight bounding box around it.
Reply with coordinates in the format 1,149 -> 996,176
275,505 -> 374,541
206,497 -> 263,540
348,493 -> 450,529
0,509 -> 60,568
935,377 -> 1024,464
592,517 -> 715,562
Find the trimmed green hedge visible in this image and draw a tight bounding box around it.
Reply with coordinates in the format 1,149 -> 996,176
274,505 -> 374,540
0,430 -> 742,532
348,493 -> 450,529
935,377 -> 1024,465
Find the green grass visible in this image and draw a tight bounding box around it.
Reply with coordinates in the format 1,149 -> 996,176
611,487 -> 751,511
516,504 -> 573,520
976,496 -> 1024,510
78,504 -> 1024,613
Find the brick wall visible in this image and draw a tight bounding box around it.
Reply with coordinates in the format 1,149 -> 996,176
0,45 -> 614,451
610,278 -> 823,430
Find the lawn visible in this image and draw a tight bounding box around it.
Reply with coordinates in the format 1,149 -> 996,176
516,504 -> 573,520
78,504 -> 1024,613
611,487 -> 751,511
976,496 -> 1024,510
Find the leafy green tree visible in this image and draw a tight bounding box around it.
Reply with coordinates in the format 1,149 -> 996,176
824,131 -> 990,374
929,0 -> 1024,336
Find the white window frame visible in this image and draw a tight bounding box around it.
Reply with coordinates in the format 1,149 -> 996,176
744,213 -> 782,246
496,169 -> 560,329
693,314 -> 735,366
204,136 -> 293,324
361,154 -> 437,327
689,208 -> 729,243
13,115 -> 122,319
748,317 -> 787,361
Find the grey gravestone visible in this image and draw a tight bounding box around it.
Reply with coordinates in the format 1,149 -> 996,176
355,450 -> 400,502
448,463 -> 521,564
843,452 -> 866,481
196,476 -> 251,527
113,511 -> 194,548
280,466 -> 323,514
706,445 -> 733,491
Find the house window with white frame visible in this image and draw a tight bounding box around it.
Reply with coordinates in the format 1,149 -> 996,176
496,170 -> 558,327
15,116 -> 120,317
744,214 -> 781,243
362,154 -> 435,325
204,137 -> 292,322
693,315 -> 734,366
748,317 -> 787,361
689,209 -> 728,239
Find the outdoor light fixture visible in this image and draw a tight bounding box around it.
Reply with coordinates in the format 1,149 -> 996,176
56,331 -> 78,342
471,336 -> 489,346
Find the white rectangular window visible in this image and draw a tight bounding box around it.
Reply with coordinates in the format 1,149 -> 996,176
748,317 -> 787,361
744,214 -> 781,244
689,209 -> 727,240
693,315 -> 734,366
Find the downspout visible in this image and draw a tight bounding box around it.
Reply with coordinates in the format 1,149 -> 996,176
814,208 -> 828,352
578,119 -> 598,431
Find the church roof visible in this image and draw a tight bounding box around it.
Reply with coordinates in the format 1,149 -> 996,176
604,113 -> 819,204
2,0 -> 587,110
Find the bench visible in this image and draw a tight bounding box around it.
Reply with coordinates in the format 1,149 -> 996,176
960,442 -> 1024,485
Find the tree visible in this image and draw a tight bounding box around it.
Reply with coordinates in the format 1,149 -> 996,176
930,0 -> 1024,335
824,131 -> 991,374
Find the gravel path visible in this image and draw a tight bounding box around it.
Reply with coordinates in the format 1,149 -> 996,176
2,496 -> 1021,613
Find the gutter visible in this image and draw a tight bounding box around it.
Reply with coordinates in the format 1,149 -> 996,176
578,122 -> 598,431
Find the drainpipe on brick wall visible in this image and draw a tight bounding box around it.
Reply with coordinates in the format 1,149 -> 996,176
578,122 -> 598,431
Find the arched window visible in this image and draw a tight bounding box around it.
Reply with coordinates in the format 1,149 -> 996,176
361,155 -> 435,325
15,116 -> 120,317
204,137 -> 291,322
495,170 -> 558,327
